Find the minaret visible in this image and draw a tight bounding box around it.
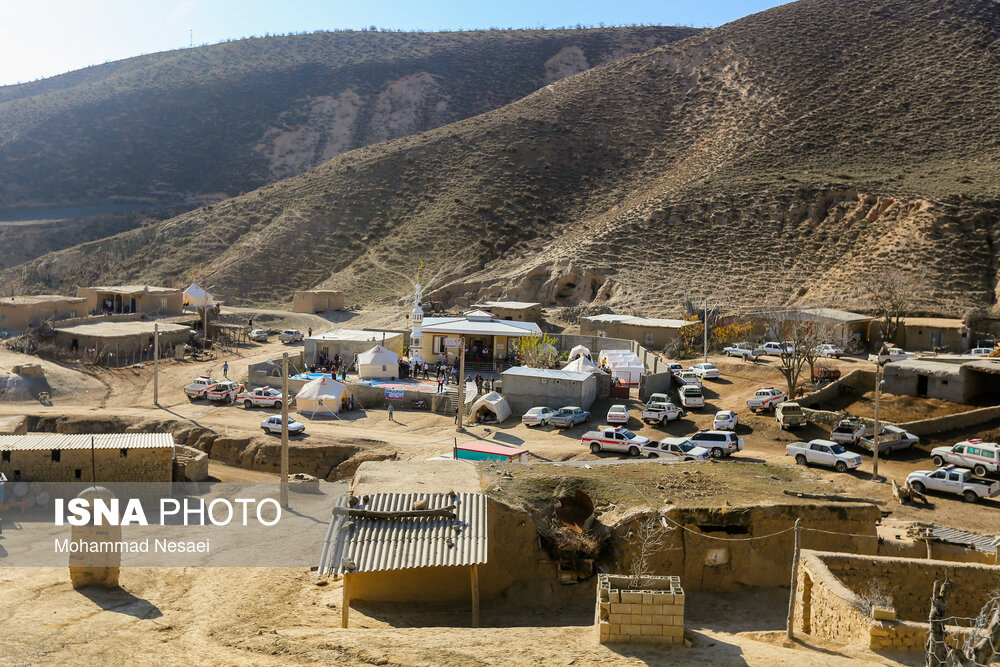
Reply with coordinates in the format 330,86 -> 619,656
410,282 -> 424,364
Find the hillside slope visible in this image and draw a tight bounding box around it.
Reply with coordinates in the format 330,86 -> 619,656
8,0 -> 1000,316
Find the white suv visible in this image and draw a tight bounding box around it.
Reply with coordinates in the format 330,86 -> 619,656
686,430 -> 744,458
931,439 -> 1000,477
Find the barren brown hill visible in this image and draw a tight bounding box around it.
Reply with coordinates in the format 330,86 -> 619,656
7,0 -> 1000,315
0,26 -> 697,269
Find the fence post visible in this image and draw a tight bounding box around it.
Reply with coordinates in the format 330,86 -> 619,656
786,518 -> 802,639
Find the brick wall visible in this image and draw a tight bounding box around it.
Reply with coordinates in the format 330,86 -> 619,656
596,573 -> 685,645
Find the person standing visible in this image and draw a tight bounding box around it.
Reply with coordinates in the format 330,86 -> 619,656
308,327 -> 313,338
388,403 -> 394,422
422,361 -> 429,380
222,361 -> 229,378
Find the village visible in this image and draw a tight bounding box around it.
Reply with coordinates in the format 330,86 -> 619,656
2,276 -> 1000,665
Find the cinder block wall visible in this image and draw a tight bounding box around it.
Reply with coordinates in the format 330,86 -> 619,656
596,573 -> 685,644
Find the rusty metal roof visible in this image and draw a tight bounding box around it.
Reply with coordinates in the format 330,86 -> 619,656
0,433 -> 174,451
909,524 -> 1000,553
319,492 -> 487,576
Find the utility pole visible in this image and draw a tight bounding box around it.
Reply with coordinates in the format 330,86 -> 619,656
872,362 -> 883,483
203,307 -> 209,350
280,352 -> 289,507
703,296 -> 709,364
153,323 -> 159,405
456,337 -> 466,432
786,518 -> 802,639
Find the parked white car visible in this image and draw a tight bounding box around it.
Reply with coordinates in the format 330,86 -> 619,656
249,329 -> 269,342
260,415 -> 305,435
687,430 -> 744,458
641,401 -> 684,425
582,426 -> 650,456
970,348 -> 996,357
868,348 -> 915,363
278,329 -> 304,343
814,344 -> 845,359
712,410 -> 738,431
761,341 -> 795,356
785,439 -> 862,472
521,406 -> 557,427
641,438 -> 709,461
931,439 -> 1000,477
606,404 -> 630,424
689,363 -> 720,379
675,384 -> 705,410
746,387 -> 787,412
675,370 -> 702,387
666,363 -> 684,374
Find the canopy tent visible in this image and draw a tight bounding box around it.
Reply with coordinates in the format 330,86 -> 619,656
469,391 -> 512,424
563,355 -> 605,374
598,349 -> 645,386
295,376 -> 349,416
183,283 -> 214,308
567,344 -> 591,361
357,345 -> 399,379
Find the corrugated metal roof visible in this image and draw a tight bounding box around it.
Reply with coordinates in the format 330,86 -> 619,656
320,492 -> 487,576
910,524 -> 1000,553
0,433 -> 174,451
502,366 -> 593,381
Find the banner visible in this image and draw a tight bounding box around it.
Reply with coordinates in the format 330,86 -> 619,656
384,388 -> 404,401
444,337 -> 461,349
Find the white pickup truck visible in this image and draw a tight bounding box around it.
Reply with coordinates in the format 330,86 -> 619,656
641,400 -> 684,425
581,426 -> 650,456
858,424 -> 919,456
183,376 -> 219,400
237,386 -> 285,409
785,439 -> 863,472
830,417 -> 866,446
746,387 -> 787,412
640,437 -> 709,461
906,466 -> 1000,503
723,342 -> 764,360
868,348 -> 915,364
205,381 -> 244,403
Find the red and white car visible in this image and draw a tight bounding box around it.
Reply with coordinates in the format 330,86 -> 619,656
206,381 -> 244,403
606,404 -> 630,424
183,376 -> 219,400
931,439 -> 1000,477
581,426 -> 650,456
746,387 -> 787,412
237,386 -> 285,409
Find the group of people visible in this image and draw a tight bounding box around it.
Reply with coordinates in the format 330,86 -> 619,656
311,351 -> 352,380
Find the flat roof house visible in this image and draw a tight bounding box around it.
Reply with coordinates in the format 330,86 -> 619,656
293,290 -> 345,314
0,432 -> 174,483
500,366 -> 598,414
304,329 -> 404,367
898,317 -> 970,352
420,310 -> 542,365
469,301 -> 542,323
883,357 -> 1000,403
580,314 -> 697,350
0,294 -> 86,332
77,285 -> 183,316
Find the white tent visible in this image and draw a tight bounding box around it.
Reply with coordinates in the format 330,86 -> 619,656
295,376 -> 349,416
598,349 -> 645,386
184,283 -> 214,308
469,391 -> 512,424
567,344 -> 591,361
357,345 -> 399,379
563,355 -> 605,374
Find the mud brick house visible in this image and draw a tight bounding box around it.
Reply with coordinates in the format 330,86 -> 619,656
0,294 -> 86,332
77,285 -> 183,316
0,433 -> 174,483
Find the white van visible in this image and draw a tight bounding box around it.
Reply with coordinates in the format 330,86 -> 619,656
931,439 -> 1000,477
676,384 -> 704,410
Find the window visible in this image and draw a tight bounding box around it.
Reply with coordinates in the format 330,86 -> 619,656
985,450 -> 996,460
51,449 -> 61,462
931,471 -> 945,479
644,332 -> 655,346
968,447 -> 980,456
69,310 -> 77,318
160,298 -> 168,310
75,469 -> 82,479
1,451 -> 8,463
120,448 -> 129,458
948,473 -> 961,482
433,336 -> 446,354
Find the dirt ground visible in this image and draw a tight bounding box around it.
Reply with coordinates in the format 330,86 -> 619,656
0,325 -> 996,665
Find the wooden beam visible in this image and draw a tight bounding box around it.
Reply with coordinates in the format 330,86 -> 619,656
782,489 -> 886,505
470,564 -> 480,628
341,573 -> 350,629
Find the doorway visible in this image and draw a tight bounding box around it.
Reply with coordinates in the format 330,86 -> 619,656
917,374 -> 928,397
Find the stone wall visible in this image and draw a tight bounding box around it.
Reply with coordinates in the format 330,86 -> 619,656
796,550 -> 1000,653
0,446 -> 173,483
795,369 -> 875,409
897,405 -> 1000,437
596,573 -> 685,645
173,444 -> 209,482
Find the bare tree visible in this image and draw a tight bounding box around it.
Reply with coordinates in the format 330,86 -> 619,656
862,271 -> 911,346
927,576 -> 1000,666
754,308 -> 829,398
627,516 -> 674,590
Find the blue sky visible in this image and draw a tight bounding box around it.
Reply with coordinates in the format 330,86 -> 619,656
0,1 -> 789,86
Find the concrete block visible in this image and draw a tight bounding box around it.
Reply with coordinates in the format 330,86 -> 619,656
610,603 -> 631,614
673,616 -> 685,626
600,588 -> 609,602
623,624 -> 641,636
607,634 -> 629,644
641,624 -> 663,636
639,603 -> 661,615
621,591 -> 643,604
651,614 -> 670,625
872,606 -> 896,621
659,593 -> 675,605
661,604 -> 683,615
642,593 -> 655,605
665,625 -> 684,639
631,614 -> 651,626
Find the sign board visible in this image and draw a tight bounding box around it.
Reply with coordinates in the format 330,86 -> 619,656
444,337 -> 462,349
384,388 -> 404,401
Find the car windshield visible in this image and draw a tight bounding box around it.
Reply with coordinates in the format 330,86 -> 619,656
683,388 -> 702,396
703,365 -> 716,370
783,406 -> 802,414
830,444 -> 847,454
677,443 -> 695,452
526,408 -> 541,416
620,429 -> 637,439
610,407 -> 626,413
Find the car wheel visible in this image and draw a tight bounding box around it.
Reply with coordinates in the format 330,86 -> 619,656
974,464 -> 988,477
244,400 -> 253,408
648,453 -> 659,459
963,490 -> 979,503
932,455 -> 944,467
795,454 -> 807,465
835,461 -> 847,473
590,443 -> 602,454
274,401 -> 282,409
628,446 -> 639,457
710,447 -> 724,459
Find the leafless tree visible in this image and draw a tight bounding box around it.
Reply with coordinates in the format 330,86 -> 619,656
927,576 -> 1000,666
862,270 -> 911,345
754,308 -> 830,398
627,516 -> 674,590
